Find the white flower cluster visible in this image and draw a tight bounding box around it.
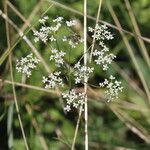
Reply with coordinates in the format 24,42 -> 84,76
89,24 -> 115,70
34,15 -> 83,50
88,24 -> 114,41
33,27 -> 50,43
16,53 -> 40,77
49,48 -> 66,67
93,48 -> 116,70
34,16 -> 79,45
42,71 -> 63,89
74,62 -> 94,84
62,89 -> 85,112
99,75 -> 123,101
15,16 -> 123,114
34,16 -> 63,43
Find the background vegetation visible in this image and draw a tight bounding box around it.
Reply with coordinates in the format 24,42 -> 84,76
0,0 -> 150,149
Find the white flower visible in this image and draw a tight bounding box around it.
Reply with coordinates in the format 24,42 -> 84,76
110,75 -> 115,80
90,24 -> 116,70
34,37 -> 39,43
99,75 -> 123,101
42,71 -> 63,89
104,79 -> 109,85
88,27 -> 94,32
49,35 -> 56,42
33,29 -> 49,43
90,24 -> 114,41
74,62 -> 94,84
49,23 -> 62,32
34,16 -> 63,43
16,53 -> 40,77
93,46 -> 116,70
74,62 -> 80,68
103,64 -> 108,70
49,49 -> 66,67
75,77 -> 81,84
66,20 -> 76,27
62,89 -> 85,112
64,105 -> 71,112
39,16 -> 49,24
89,23 -> 114,42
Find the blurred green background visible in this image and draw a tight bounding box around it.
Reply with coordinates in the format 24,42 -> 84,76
0,0 -> 150,149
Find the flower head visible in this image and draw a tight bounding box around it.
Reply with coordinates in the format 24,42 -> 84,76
16,53 -> 40,77
42,71 -> 63,89
99,75 -> 123,101
62,89 -> 85,112
74,62 -> 94,84
49,49 -> 66,67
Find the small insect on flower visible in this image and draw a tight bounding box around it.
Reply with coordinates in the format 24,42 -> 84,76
62,89 -> 85,112
62,34 -> 83,48
42,71 -> 64,89
99,75 -> 123,102
16,53 -> 40,78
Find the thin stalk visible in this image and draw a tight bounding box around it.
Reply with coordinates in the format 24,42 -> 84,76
110,105 -> 150,144
124,0 -> 150,68
84,0 -> 88,149
0,79 -> 58,94
89,0 -> 103,62
4,1 -> 29,149
25,104 -> 49,150
71,108 -> 82,150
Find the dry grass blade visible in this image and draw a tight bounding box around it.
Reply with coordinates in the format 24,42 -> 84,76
112,62 -> 146,98
25,104 -> 49,150
0,79 -> 58,95
4,1 -> 29,149
107,2 -> 150,105
71,108 -> 82,150
110,105 -> 150,144
7,0 -> 43,32
84,0 -> 88,149
116,101 -> 150,113
124,0 -> 150,68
